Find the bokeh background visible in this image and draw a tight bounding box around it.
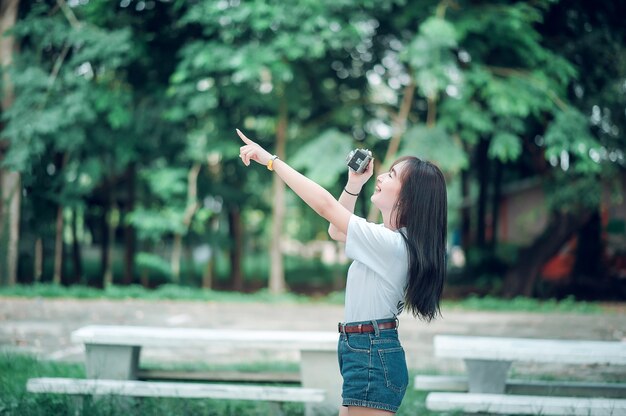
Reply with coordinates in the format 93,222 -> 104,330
1,0 -> 625,302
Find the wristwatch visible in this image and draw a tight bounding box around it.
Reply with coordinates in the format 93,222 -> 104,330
267,155 -> 279,171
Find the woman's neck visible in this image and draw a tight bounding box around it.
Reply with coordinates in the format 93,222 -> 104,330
381,209 -> 399,231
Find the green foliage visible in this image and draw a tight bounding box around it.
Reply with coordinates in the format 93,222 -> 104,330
489,132 -> 522,162
436,0 -> 579,170
544,174 -> 603,212
404,16 -> 460,99
2,9 -> 134,172
454,2 -> 551,68
135,252 -> 172,280
290,129 -> 353,187
445,176 -> 463,232
544,109 -> 603,174
3,0 -> 625,297
143,167 -> 189,202
180,0 -> 367,59
126,207 -> 186,239
170,0 -> 374,109
439,94 -> 492,146
482,75 -> 550,118
400,125 -> 467,173
62,157 -> 105,197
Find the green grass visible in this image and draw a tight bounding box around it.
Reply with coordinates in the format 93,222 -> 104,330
0,283 -> 309,304
141,359 -> 300,374
0,352 -> 449,416
443,294 -> 603,313
0,283 -> 609,314
0,353 -> 303,415
0,352 -> 85,416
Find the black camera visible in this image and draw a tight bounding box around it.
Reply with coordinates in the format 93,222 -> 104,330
346,149 -> 373,174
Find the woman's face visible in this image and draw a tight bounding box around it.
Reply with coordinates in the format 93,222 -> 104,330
371,161 -> 407,212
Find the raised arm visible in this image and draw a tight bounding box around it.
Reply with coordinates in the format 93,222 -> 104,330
237,129 -> 355,236
327,160 -> 374,242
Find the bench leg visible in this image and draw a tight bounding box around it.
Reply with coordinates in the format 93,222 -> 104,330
464,359 -> 511,394
268,402 -> 284,416
301,350 -> 341,416
85,344 -> 140,380
69,395 -> 83,416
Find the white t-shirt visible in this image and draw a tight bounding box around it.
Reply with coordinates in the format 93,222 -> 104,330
343,215 -> 409,323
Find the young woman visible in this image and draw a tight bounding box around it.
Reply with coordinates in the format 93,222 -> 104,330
237,129 -> 447,416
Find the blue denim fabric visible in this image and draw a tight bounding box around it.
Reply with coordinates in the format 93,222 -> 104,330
337,318 -> 409,413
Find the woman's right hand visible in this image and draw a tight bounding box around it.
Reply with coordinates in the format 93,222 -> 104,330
236,129 -> 273,167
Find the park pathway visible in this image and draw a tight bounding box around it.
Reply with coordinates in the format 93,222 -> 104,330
1,298 -> 625,380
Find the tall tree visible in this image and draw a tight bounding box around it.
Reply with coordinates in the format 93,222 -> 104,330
171,0 -> 395,293
3,1 -> 135,286
502,0 -> 626,296
0,0 -> 20,286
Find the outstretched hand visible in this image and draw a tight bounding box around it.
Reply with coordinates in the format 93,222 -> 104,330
236,129 -> 272,167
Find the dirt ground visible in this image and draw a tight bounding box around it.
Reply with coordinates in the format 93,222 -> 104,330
1,298 -> 625,381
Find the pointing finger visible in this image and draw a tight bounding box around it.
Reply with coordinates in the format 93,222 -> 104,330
236,129 -> 254,145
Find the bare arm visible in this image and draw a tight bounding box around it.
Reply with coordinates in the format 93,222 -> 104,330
237,129 -> 356,235
327,161 -> 374,242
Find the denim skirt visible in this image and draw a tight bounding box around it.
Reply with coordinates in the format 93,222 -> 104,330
337,318 -> 409,413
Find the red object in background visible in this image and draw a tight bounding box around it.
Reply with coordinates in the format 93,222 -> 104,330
541,238 -> 577,281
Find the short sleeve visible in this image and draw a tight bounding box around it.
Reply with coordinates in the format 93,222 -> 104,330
345,215 -> 406,277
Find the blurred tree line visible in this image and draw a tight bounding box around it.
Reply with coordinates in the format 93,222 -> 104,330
0,0 -> 624,299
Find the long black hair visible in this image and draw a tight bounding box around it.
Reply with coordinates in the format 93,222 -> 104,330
391,156 -> 447,322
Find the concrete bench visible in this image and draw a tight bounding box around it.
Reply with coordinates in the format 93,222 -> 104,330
27,377 -> 325,416
426,392 -> 626,416
414,375 -> 626,398
71,325 -> 340,415
433,335 -> 626,393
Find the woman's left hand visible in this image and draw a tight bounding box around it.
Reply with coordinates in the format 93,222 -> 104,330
347,157 -> 374,187
236,129 -> 273,167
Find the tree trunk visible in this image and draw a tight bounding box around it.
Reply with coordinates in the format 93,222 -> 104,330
202,256 -> 213,290
426,95 -> 437,128
171,163 -> 200,283
99,204 -> 108,289
53,153 -> 68,285
103,203 -> 116,287
572,210 -> 603,285
367,81 -> 415,222
202,216 -> 219,290
70,207 -> 82,284
269,90 -> 288,295
53,204 -> 64,284
171,234 -> 183,283
228,207 -> 243,291
0,0 -> 20,287
501,210 -> 592,298
489,160 -> 503,250
34,237 -> 43,282
0,171 -> 20,285
476,138 -> 490,248
384,81 -> 416,164
99,179 -> 113,289
123,163 -> 136,285
460,168 -> 471,248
